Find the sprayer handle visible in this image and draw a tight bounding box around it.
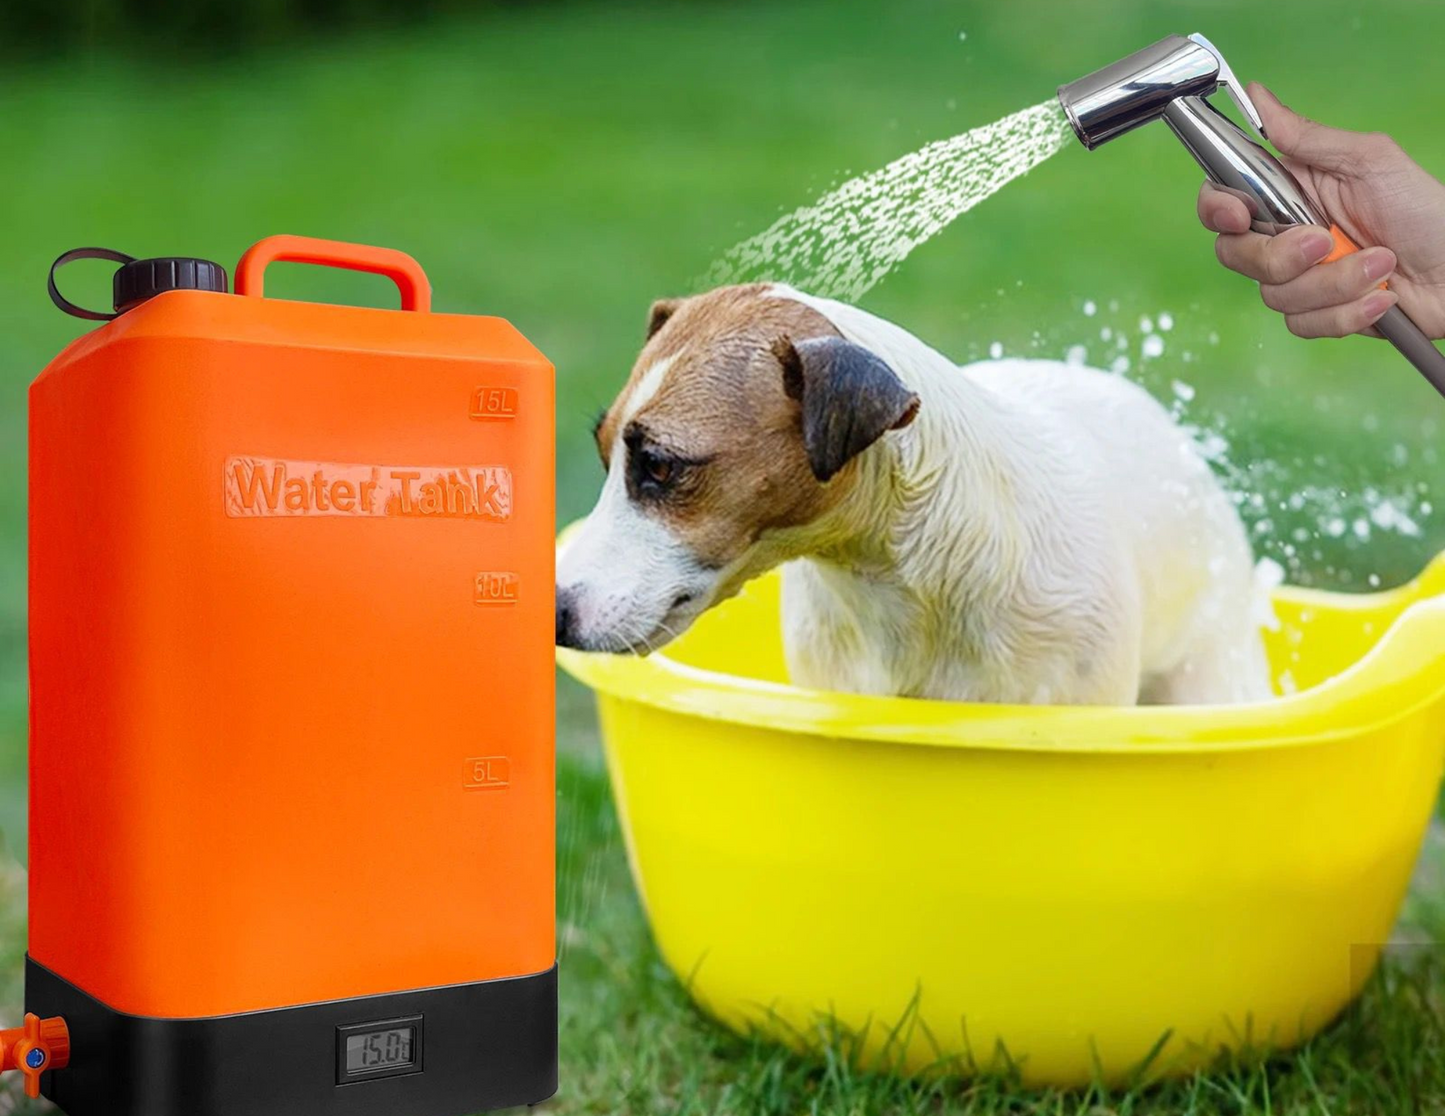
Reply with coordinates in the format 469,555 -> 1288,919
1306,226 -> 1445,394
1317,223 -> 1389,290
1317,224 -> 1360,265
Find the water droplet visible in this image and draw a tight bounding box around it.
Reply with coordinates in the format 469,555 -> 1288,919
989,341 -> 1004,359
1083,299 -> 1097,317
1171,380 -> 1195,402
1369,499 -> 1422,537
1142,334 -> 1165,358
1158,311 -> 1174,331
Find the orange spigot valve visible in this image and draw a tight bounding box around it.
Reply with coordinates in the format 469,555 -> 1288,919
0,1013 -> 70,1098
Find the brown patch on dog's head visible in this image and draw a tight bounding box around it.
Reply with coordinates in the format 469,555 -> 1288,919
644,298 -> 682,340
593,284 -> 919,571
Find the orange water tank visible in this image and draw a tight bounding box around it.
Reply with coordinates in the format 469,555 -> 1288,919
27,236 -> 556,1116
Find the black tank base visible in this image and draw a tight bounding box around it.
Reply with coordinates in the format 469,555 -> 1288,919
25,956 -> 557,1116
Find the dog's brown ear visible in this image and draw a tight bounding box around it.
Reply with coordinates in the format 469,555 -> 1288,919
646,298 -> 683,340
774,336 -> 919,482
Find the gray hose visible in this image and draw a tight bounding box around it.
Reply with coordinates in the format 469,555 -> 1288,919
1376,305 -> 1445,399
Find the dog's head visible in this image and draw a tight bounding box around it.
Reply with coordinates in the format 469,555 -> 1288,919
556,284 -> 919,653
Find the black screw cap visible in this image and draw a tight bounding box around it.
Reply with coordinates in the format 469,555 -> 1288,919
50,248 -> 230,321
114,257 -> 228,312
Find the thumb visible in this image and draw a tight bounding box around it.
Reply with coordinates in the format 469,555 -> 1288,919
1250,82 -> 1368,174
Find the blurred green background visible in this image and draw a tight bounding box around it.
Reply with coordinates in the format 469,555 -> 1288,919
3,0 -> 1445,1111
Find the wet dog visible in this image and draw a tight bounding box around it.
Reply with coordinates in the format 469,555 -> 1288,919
556,284 -> 1271,705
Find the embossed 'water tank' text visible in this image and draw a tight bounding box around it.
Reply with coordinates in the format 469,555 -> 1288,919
224,457 -> 512,520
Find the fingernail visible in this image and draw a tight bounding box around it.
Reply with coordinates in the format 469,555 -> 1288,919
1361,247 -> 1396,283
1299,229 -> 1334,264
1363,290 -> 1397,320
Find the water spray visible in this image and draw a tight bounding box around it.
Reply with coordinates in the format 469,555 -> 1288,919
1058,33 -> 1445,398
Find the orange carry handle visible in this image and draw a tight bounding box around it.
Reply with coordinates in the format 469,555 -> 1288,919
234,234 -> 432,312
0,1014 -> 70,1098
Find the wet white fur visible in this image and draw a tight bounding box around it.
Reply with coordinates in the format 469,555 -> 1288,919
773,289 -> 1271,704
556,354 -> 720,654
560,287 -> 1273,704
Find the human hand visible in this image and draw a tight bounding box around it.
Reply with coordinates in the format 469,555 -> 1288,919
1197,83 -> 1445,341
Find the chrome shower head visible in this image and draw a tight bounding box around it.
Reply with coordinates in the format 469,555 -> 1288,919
1057,33 -> 1263,151
1058,33 -> 1445,395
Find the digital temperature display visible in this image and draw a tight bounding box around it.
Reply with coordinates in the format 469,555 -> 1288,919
337,1015 -> 423,1083
346,1027 -> 413,1072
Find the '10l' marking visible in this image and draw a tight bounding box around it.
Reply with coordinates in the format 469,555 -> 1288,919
225,457 -> 512,520
475,572 -> 519,606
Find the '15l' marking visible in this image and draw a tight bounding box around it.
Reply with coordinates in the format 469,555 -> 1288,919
225,457 -> 512,520
470,387 -> 518,421
464,756 -> 511,791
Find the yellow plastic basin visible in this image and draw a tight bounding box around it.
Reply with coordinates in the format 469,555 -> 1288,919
558,544 -> 1445,1085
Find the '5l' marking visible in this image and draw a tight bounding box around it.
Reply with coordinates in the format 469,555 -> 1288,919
464,756 -> 511,791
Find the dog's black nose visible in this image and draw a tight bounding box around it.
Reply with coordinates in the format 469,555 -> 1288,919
555,587 -> 578,648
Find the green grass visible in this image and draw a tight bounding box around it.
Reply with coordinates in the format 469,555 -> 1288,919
3,0 -> 1445,1111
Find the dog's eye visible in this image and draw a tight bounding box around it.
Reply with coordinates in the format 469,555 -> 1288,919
638,449 -> 675,487
622,427 -> 711,500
